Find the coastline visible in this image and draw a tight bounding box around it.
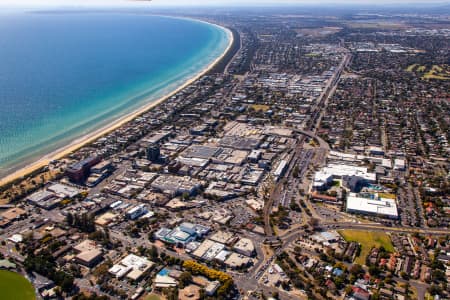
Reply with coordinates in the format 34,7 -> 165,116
0,20 -> 233,187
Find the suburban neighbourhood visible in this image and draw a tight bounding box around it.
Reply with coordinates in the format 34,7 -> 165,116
0,5 -> 449,300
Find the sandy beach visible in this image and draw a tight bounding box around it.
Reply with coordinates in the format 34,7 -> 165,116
0,21 -> 233,187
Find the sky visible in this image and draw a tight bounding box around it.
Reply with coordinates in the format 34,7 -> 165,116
0,0 -> 448,7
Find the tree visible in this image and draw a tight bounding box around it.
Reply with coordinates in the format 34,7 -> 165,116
292,166 -> 299,178
60,275 -> 74,293
308,218 -> 319,228
148,245 -> 158,260
369,265 -> 380,276
349,264 -> 364,276
68,212 -> 96,233
66,212 -> 74,226
432,269 -> 446,282
72,293 -> 109,300
344,285 -> 353,295
400,271 -> 409,280
428,284 -> 442,296
179,271 -> 192,288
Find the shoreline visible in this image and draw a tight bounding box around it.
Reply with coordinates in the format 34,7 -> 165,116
0,19 -> 233,187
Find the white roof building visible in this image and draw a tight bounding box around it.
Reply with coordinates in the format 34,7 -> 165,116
154,275 -> 177,288
346,193 -> 398,219
47,183 -> 80,198
233,238 -> 255,257
224,253 -> 253,269
382,159 -> 392,169
313,163 -> 376,189
109,254 -> 154,281
394,159 -> 406,171
8,234 -> 23,243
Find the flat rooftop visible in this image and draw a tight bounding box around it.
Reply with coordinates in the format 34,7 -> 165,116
346,193 -> 398,218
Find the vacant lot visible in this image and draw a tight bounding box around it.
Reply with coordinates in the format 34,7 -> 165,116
0,270 -> 35,300
338,230 -> 394,265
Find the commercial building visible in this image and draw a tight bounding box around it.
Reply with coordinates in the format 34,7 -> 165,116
87,160 -> 114,187
66,156 -> 101,183
95,212 -> 118,226
394,159 -> 406,171
368,146 -> 384,156
180,145 -> 222,160
246,198 -> 264,211
91,160 -> 113,174
73,240 -> 103,268
313,164 -> 376,191
146,143 -> 160,162
209,231 -> 236,245
205,281 -> 221,296
47,183 -> 80,198
240,167 -> 265,186
311,231 -> 341,244
27,184 -> 80,210
154,274 -> 178,289
154,223 -> 210,247
224,253 -> 253,269
27,190 -> 58,209
191,239 -> 225,261
346,193 -> 398,219
108,254 -> 154,281
151,175 -> 203,196
233,238 -> 255,257
1,207 -> 27,221
273,160 -> 288,180
126,204 -> 148,220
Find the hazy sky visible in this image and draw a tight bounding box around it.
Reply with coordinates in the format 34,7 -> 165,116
1,0 -> 448,7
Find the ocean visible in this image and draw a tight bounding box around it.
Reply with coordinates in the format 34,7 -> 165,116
0,10 -> 230,177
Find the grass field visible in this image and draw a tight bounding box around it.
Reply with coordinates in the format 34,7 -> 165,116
406,64 -> 417,72
379,193 -> 396,199
338,230 -> 395,265
0,270 -> 35,300
145,294 -> 162,300
417,65 -> 427,72
406,64 -> 450,80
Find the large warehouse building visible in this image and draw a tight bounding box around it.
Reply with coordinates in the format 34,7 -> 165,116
346,193 -> 398,219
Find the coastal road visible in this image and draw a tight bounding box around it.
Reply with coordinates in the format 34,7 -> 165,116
224,29 -> 243,75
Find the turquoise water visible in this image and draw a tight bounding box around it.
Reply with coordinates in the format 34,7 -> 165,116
158,269 -> 169,276
0,11 -> 229,176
